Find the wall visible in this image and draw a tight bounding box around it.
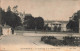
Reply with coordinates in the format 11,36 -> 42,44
2,28 -> 12,35
61,23 -> 67,31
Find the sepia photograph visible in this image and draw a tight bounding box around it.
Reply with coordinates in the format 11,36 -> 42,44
0,0 -> 80,51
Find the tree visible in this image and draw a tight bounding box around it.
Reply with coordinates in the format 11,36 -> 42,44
12,5 -> 18,15
43,23 -> 51,31
5,6 -> 22,28
34,17 -> 44,30
0,8 -> 6,25
67,20 -> 76,31
24,14 -> 34,21
0,8 -> 4,35
66,10 -> 80,33
23,15 -> 44,30
7,6 -> 11,12
23,14 -> 35,29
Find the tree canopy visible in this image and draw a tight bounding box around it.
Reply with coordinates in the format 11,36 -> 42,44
66,10 -> 80,33
1,6 -> 22,28
23,15 -> 44,30
0,8 -> 5,25
23,14 -> 35,29
34,17 -> 44,30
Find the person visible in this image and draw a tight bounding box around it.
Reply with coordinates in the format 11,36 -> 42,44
11,28 -> 14,34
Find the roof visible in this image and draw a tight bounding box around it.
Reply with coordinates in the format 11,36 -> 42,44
44,20 -> 68,23
53,21 -> 61,24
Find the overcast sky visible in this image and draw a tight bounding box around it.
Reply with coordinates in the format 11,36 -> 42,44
1,0 -> 80,21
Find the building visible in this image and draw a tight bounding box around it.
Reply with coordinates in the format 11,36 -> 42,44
44,20 -> 68,32
2,24 -> 12,35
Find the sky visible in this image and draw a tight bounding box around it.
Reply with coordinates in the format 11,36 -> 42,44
1,0 -> 80,21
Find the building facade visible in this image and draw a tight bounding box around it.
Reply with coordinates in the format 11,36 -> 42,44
2,25 -> 12,35
44,20 -> 68,32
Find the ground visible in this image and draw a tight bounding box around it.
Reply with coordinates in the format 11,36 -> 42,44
0,35 -> 55,51
0,32 -> 80,51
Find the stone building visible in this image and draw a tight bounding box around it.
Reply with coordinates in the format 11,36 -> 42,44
44,20 -> 68,32
2,24 -> 12,35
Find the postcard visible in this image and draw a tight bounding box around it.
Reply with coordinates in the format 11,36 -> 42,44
0,0 -> 80,51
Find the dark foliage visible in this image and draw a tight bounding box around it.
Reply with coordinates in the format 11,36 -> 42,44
34,17 -> 44,30
63,36 -> 80,46
0,8 -> 5,25
41,36 -> 63,46
23,14 -> 35,29
44,24 -> 51,31
0,6 -> 22,28
23,15 -> 44,30
66,10 -> 80,33
41,36 -> 80,46
5,7 -> 22,28
63,36 -> 75,45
